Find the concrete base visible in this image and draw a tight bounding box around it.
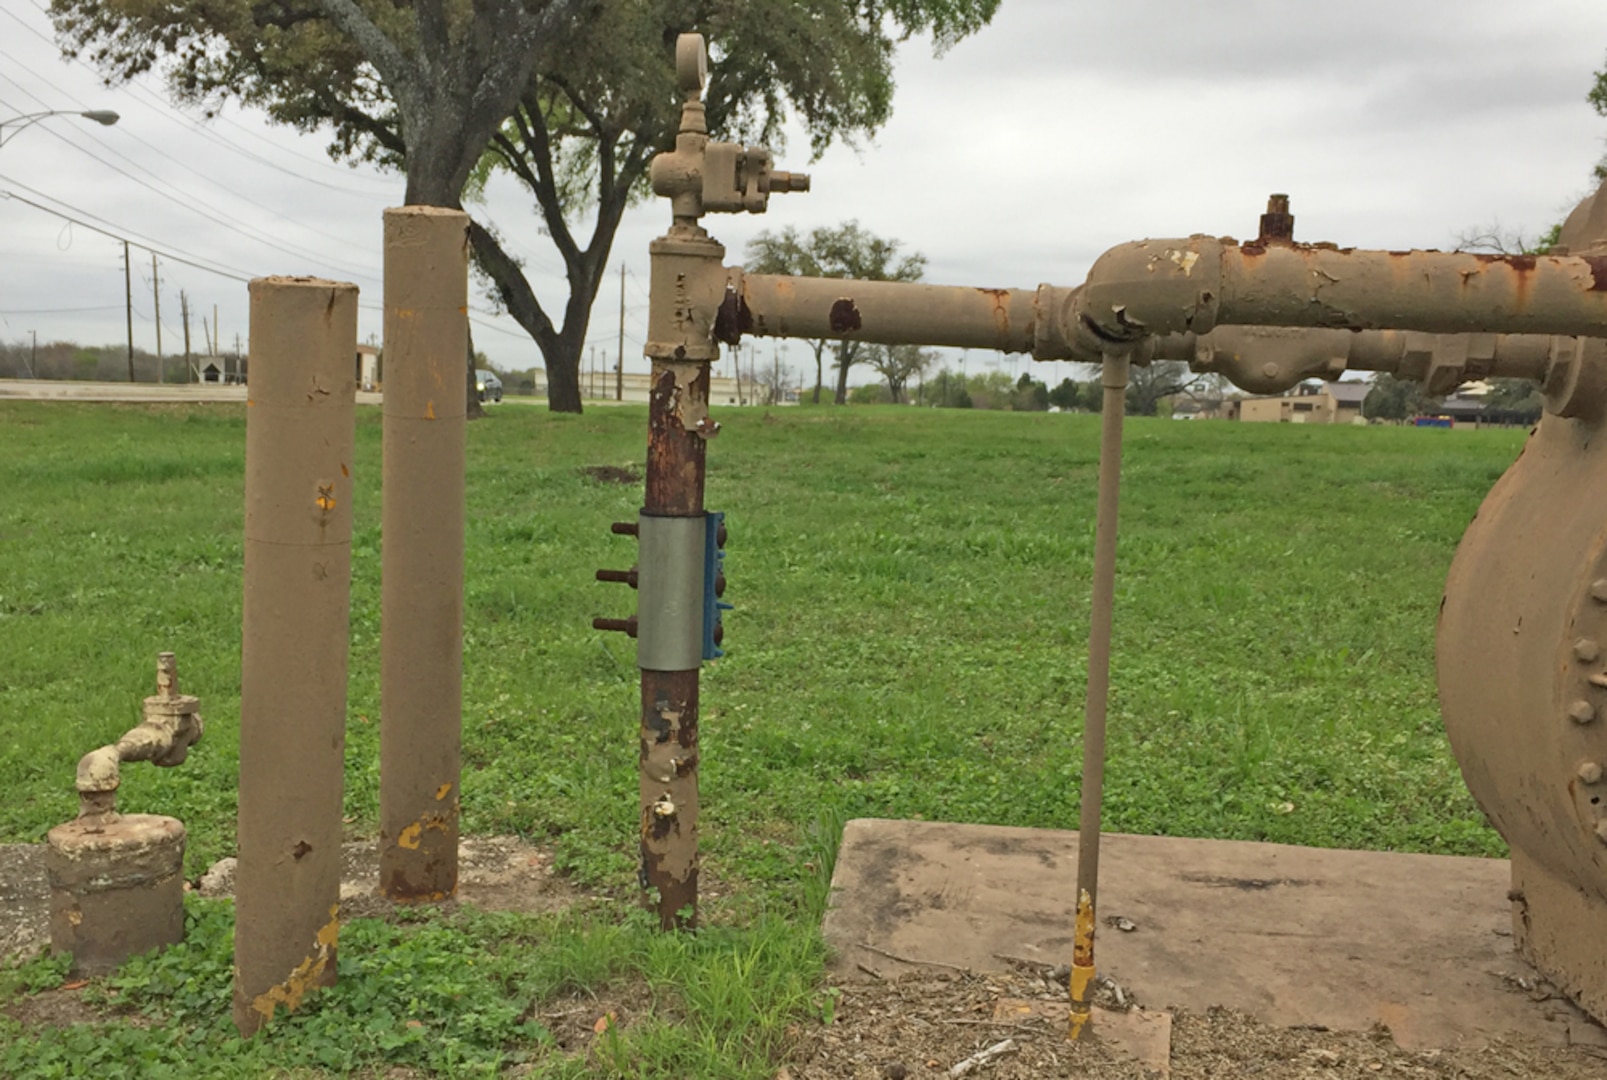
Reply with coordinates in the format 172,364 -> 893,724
823,819 -> 1607,1051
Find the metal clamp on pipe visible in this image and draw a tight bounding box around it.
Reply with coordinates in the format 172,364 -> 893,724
636,513 -> 708,672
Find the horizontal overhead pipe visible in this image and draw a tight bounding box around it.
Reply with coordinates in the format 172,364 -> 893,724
1149,326 -> 1557,395
733,273 -> 1038,354
732,244 -> 1607,368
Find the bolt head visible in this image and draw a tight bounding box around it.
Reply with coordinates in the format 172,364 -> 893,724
1577,639 -> 1602,663
1580,762 -> 1604,785
1592,579 -> 1607,603
1571,700 -> 1598,725
1595,820 -> 1607,844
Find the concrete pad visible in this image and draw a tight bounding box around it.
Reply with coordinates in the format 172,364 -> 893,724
823,818 -> 1604,1051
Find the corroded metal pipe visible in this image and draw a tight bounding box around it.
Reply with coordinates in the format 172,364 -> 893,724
234,276 -> 357,1036
635,223 -> 720,929
47,652 -> 202,975
380,206 -> 470,904
733,247 -> 1607,375
1068,351 -> 1129,1041
1151,326 -> 1556,396
734,274 -> 1037,354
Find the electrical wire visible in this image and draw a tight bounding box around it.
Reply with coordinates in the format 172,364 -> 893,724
1,178 -> 255,281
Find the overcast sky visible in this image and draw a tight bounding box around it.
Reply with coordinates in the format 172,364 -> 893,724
5,0 -> 1607,387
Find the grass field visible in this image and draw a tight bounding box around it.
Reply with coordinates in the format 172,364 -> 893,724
0,401 -> 1528,1076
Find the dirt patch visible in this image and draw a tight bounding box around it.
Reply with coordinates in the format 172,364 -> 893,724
3,984 -> 150,1030
578,464 -> 641,485
781,969 -> 1607,1079
0,844 -> 48,963
194,835 -> 583,921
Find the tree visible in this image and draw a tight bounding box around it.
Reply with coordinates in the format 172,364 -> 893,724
54,0 -> 580,417
1010,372 -> 1049,411
1125,360 -> 1195,416
56,2 -> 999,413
1480,378 -> 1543,424
1363,373 -> 1438,421
865,343 -> 933,404
745,222 -> 926,404
1048,377 -> 1079,410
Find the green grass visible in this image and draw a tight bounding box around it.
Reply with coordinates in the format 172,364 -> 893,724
0,401 -> 1527,1075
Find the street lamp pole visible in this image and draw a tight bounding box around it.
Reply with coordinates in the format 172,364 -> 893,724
0,110 -> 120,149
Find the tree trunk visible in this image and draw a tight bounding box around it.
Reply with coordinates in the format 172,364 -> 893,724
812,341 -> 824,404
834,341 -> 850,405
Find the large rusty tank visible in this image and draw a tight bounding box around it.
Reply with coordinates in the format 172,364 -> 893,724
1437,188 -> 1607,1020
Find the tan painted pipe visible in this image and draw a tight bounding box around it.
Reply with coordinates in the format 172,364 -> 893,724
380,206 -> 470,903
1039,240 -> 1607,360
1068,350 -> 1129,1042
736,273 -> 1037,354
234,276 -> 358,1036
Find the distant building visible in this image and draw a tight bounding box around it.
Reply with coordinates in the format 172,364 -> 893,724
1238,381 -> 1369,424
356,345 -> 381,391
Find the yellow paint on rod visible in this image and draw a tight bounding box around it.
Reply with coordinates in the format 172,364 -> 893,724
1068,887 -> 1096,1041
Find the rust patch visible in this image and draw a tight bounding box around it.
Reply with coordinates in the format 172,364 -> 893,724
713,287 -> 753,346
1582,255 -> 1607,292
1240,241 -> 1266,258
977,288 -> 1011,339
828,298 -> 862,335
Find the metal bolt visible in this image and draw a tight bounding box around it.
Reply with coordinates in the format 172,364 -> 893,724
1577,639 -> 1602,663
1592,579 -> 1607,603
611,521 -> 639,537
593,616 -> 639,638
596,568 -> 640,588
1570,700 -> 1598,725
1580,762 -> 1604,785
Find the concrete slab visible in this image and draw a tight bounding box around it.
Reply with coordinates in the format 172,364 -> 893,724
823,818 -> 1604,1052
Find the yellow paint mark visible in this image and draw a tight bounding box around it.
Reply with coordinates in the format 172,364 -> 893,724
395,308 -> 417,320
251,906 -> 339,1023
315,483 -> 337,512
435,782 -> 453,801
397,811 -> 453,849
425,400 -> 436,420
1068,888 -> 1096,1041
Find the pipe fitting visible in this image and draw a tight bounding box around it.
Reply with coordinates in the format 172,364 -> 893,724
73,652 -> 203,821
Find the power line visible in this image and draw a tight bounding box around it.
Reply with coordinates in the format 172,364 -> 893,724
0,304 -> 123,314
0,178 -> 255,282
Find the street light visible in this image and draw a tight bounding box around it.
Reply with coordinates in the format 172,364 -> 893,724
0,109 -> 120,149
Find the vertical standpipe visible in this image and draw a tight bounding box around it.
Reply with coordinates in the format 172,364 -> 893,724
234,276 -> 358,1035
380,206 -> 469,902
1069,350 -> 1130,1041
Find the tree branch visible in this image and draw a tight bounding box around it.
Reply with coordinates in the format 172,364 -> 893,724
467,219 -> 558,351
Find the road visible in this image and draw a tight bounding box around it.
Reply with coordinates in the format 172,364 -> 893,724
0,379 -> 383,406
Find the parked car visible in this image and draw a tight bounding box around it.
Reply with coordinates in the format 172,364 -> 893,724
475,370 -> 503,403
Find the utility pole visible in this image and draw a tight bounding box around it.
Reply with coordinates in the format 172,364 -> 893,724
214,305 -> 220,370
27,330 -> 36,378
589,346 -> 596,399
617,262 -> 625,401
180,291 -> 192,382
234,333 -> 243,383
152,252 -> 163,383
123,241 -> 135,382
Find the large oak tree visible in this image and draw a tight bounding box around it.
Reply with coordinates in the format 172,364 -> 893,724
52,0 -> 999,412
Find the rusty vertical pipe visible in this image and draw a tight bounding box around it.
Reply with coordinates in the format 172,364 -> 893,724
380,206 -> 470,903
1069,350 -> 1130,1041
234,276 -> 358,1036
639,359 -> 710,929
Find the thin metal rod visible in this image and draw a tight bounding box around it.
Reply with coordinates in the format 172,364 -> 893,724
1069,350 -> 1130,1041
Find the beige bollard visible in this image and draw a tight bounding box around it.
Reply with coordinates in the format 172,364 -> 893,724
233,276 -> 358,1036
379,206 -> 470,903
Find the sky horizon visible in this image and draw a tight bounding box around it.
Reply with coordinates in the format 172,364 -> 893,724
5,0 -> 1607,392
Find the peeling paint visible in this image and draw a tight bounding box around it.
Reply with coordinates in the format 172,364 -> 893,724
250,906 -> 339,1023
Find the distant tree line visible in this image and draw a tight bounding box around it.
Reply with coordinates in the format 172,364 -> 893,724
0,339 -> 210,383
